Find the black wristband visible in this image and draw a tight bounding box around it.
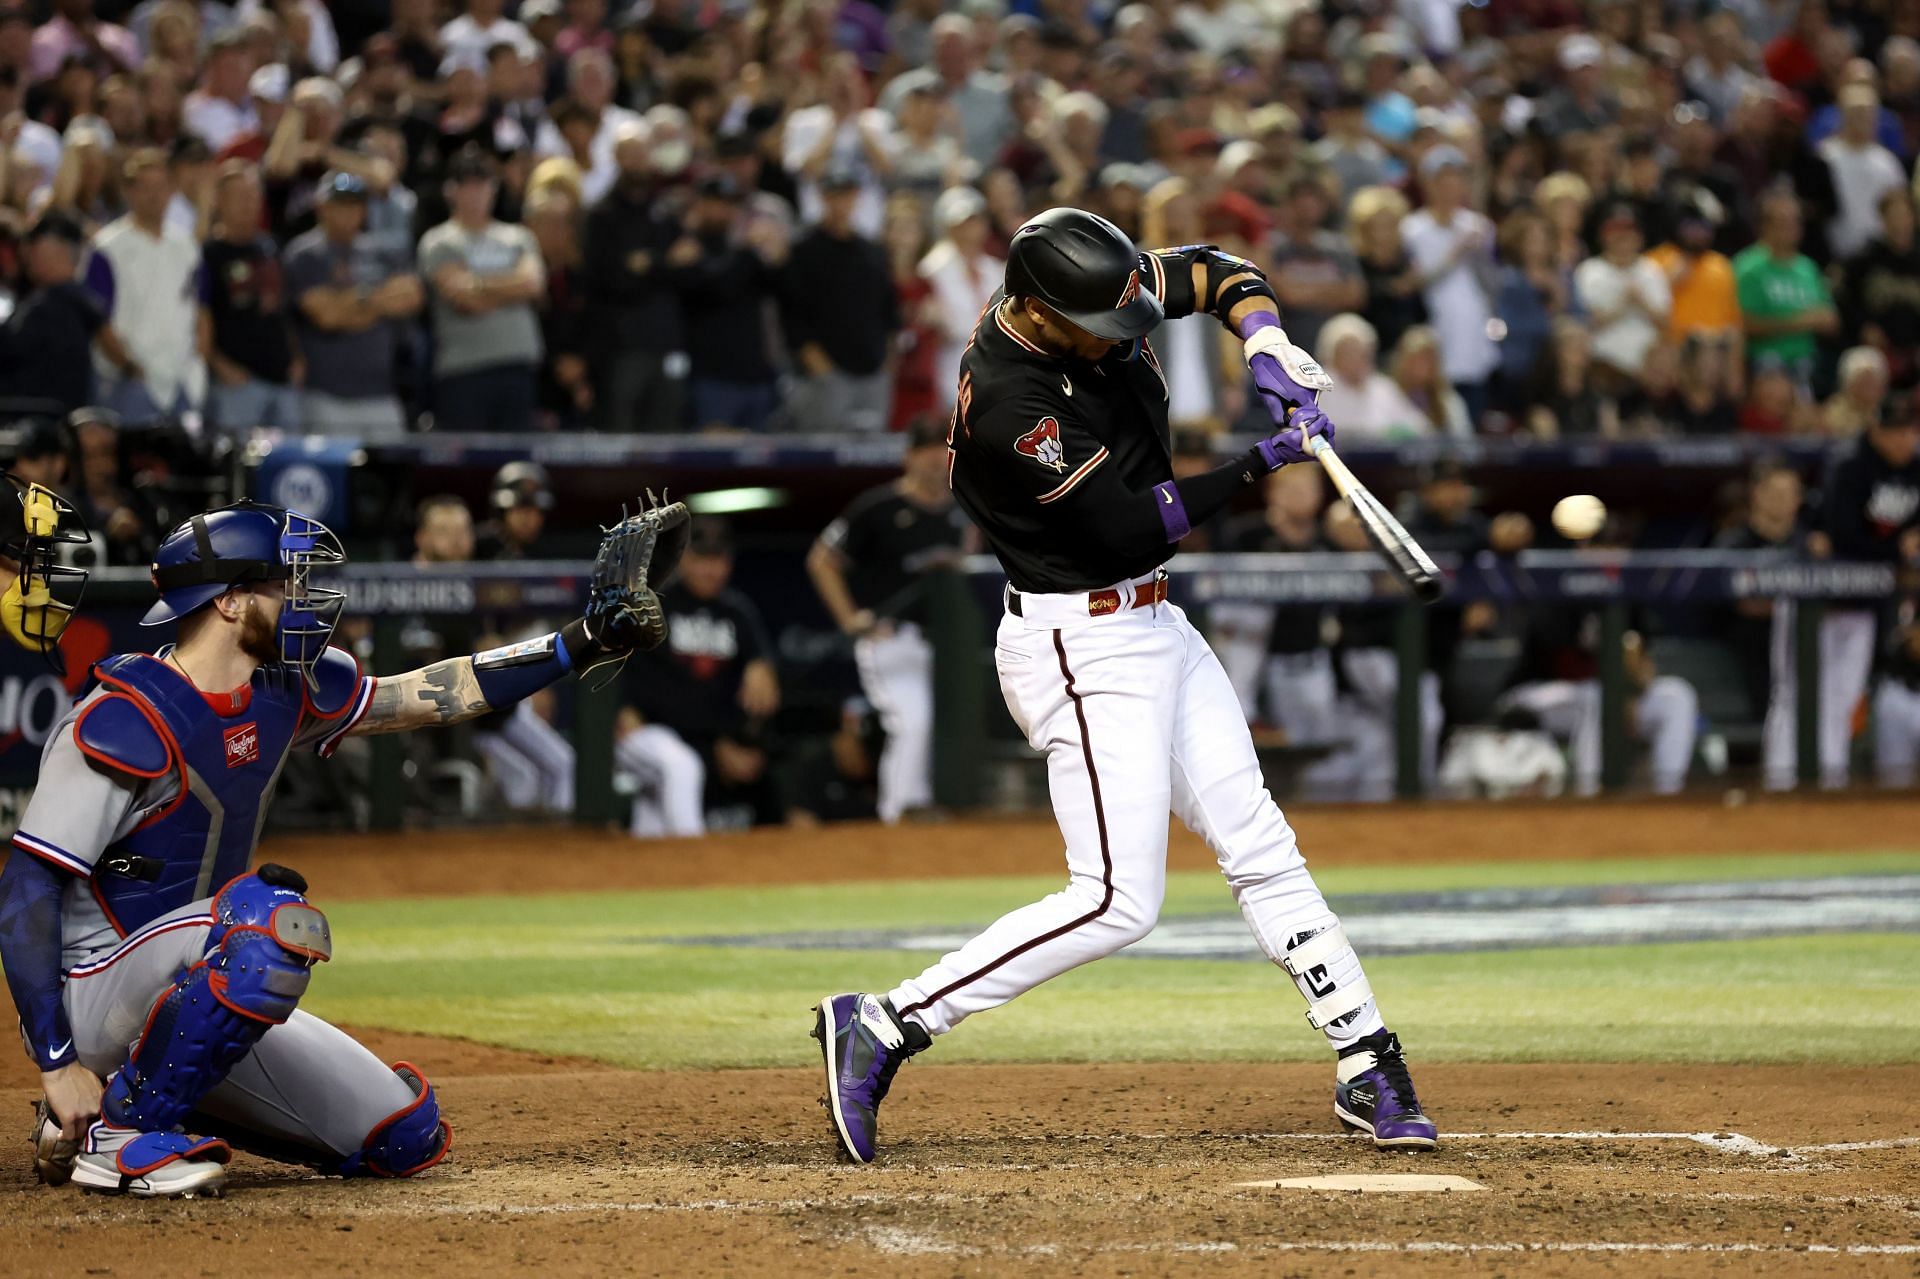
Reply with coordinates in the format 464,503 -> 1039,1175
559,617 -> 600,667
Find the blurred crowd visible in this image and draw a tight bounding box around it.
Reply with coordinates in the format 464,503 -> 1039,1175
0,0 -> 1917,441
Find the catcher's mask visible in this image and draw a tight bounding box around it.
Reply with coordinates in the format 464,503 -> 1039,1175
143,501 -> 347,690
0,476 -> 92,672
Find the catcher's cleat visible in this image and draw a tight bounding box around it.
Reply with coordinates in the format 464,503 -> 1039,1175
812,993 -> 929,1164
71,1124 -> 230,1198
30,1100 -> 78,1187
1334,1030 -> 1438,1150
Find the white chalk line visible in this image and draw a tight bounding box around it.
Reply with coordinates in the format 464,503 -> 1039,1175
736,1129 -> 1917,1158
857,1227 -> 1920,1260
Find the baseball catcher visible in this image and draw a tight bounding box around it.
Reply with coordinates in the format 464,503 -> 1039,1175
0,494 -> 686,1197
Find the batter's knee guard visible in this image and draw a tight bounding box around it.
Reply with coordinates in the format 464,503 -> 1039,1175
102,866 -> 330,1132
331,1062 -> 451,1178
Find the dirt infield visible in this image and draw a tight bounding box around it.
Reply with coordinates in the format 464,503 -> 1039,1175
1,1054 -> 1914,1277
258,792 -> 1920,897
0,796 -> 1915,1275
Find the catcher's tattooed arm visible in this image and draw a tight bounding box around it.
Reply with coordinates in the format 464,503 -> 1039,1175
346,497 -> 692,738
352,658 -> 491,735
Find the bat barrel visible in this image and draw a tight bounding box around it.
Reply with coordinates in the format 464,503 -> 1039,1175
1307,439 -> 1444,604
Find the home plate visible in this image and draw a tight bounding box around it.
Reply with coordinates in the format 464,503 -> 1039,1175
1237,1175 -> 1487,1193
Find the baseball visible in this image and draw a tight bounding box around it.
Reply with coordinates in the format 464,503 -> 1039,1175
1552,494 -> 1607,541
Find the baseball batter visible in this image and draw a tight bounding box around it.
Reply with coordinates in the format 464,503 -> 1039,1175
0,496 -> 683,1197
813,208 -> 1436,1163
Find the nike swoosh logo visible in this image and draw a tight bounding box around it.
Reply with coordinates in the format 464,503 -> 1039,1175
45,1040 -> 70,1060
1061,375 -> 1072,397
1161,489 -> 1173,504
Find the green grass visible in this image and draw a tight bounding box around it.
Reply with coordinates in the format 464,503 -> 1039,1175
303,850 -> 1920,1070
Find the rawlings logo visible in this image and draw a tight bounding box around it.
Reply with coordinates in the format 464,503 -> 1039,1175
1115,269 -> 1141,308
1014,416 -> 1067,473
223,722 -> 260,769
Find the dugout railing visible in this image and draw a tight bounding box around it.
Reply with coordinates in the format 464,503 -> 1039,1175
0,550 -> 1895,831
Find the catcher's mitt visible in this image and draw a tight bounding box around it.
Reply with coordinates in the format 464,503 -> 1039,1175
582,492 -> 690,670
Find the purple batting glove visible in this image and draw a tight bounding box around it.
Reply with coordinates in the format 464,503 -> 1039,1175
1249,350 -> 1330,426
1256,401 -> 1334,470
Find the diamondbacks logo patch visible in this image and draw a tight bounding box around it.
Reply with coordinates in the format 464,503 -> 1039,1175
1116,269 -> 1141,309
1014,416 -> 1067,472
223,722 -> 260,768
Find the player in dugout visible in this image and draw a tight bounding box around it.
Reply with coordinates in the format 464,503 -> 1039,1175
0,495 -> 686,1198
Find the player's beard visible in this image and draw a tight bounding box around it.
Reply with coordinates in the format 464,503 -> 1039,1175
239,597 -> 281,665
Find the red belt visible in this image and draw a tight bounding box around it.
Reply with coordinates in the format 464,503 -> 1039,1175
1008,575 -> 1169,618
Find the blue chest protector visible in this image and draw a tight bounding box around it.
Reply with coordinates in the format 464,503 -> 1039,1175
75,648 -> 359,936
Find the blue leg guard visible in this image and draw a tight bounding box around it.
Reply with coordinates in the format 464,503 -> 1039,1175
331,1062 -> 452,1178
103,867 -> 330,1133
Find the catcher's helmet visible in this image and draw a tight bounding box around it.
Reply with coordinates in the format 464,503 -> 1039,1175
143,500 -> 345,687
1003,207 -> 1164,342
0,474 -> 91,669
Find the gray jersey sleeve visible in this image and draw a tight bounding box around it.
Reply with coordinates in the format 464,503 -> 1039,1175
289,673 -> 377,757
11,693 -> 172,878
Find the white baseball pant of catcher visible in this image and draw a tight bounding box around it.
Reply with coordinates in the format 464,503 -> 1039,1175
854,623 -> 935,824
63,897 -> 416,1163
1761,605 -> 1877,790
1872,679 -> 1920,788
887,573 -> 1385,1048
474,701 -> 577,812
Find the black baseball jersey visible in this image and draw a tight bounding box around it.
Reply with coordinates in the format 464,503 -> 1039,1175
1822,434 -> 1920,563
626,582 -> 773,748
1222,514 -> 1329,656
819,483 -> 969,620
948,249 -> 1213,594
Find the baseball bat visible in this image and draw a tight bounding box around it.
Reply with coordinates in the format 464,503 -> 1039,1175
1308,437 -> 1445,604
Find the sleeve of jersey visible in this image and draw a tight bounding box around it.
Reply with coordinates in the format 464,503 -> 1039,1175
972,393 -> 1117,510
299,674 -> 377,758
11,730 -> 141,879
0,852 -> 77,1069
1141,249 -> 1200,321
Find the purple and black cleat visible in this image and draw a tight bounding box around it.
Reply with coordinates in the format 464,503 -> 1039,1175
1334,1030 -> 1438,1150
811,992 -> 930,1164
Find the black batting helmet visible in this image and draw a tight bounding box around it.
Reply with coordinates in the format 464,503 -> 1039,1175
1003,207 -> 1164,342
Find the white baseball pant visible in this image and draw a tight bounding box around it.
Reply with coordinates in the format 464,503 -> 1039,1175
474,701 -> 577,812
1208,602 -> 1276,720
854,623 -> 935,824
887,575 -> 1386,1049
1337,648 -> 1442,802
1873,679 -> 1920,788
1761,606 -> 1876,790
1503,675 -> 1699,795
617,723 -> 707,837
63,898 -> 416,1163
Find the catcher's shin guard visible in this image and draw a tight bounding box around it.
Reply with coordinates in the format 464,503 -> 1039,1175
101,868 -> 329,1135
331,1062 -> 451,1178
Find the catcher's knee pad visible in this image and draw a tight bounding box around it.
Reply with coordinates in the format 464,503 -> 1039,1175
103,866 -> 330,1132
333,1062 -> 452,1178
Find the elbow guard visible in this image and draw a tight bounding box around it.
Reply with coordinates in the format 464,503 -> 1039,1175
1190,245 -> 1271,320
